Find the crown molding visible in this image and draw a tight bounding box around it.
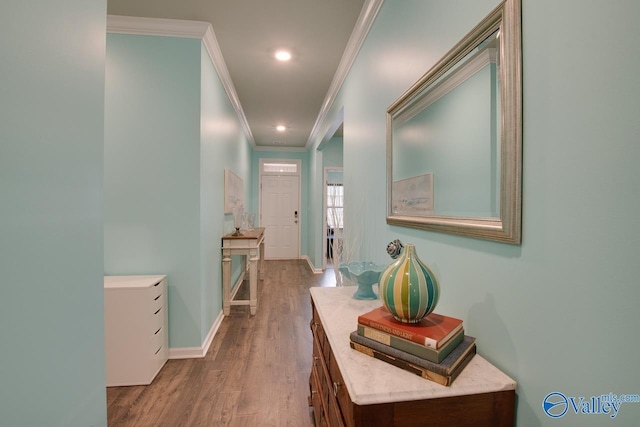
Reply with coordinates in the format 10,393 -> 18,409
106,15 -> 255,147
253,145 -> 308,153
305,0 -> 384,149
106,15 -> 209,38
201,25 -> 255,146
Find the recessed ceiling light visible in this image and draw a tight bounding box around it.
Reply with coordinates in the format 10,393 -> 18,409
276,125 -> 286,132
275,50 -> 291,61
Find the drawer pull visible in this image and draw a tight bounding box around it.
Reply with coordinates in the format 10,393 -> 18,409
154,307 -> 162,315
154,327 -> 162,335
333,381 -> 341,397
154,281 -> 161,287
154,295 -> 161,301
154,345 -> 162,355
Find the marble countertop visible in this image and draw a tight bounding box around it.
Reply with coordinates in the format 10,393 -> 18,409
310,286 -> 516,406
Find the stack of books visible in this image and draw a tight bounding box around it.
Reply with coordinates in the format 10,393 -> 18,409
350,306 -> 476,386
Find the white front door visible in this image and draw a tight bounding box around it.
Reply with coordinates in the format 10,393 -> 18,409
260,161 -> 300,259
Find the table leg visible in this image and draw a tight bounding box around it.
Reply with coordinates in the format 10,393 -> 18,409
222,248 -> 231,315
249,247 -> 258,315
259,239 -> 265,278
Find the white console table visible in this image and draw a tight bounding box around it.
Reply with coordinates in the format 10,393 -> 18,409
221,227 -> 265,315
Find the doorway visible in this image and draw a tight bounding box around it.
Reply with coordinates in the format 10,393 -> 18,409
324,168 -> 343,269
259,159 -> 301,259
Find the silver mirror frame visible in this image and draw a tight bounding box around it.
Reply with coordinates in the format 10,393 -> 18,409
386,0 -> 522,244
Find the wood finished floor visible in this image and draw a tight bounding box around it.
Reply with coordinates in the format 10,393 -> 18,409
107,260 -> 338,427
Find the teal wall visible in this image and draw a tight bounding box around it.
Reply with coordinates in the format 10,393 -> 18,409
309,149 -> 323,267
0,1 -> 108,426
199,44 -> 253,341
322,136 -> 344,169
105,34 -> 251,349
309,0 -> 640,425
327,170 -> 344,185
105,34 -> 202,348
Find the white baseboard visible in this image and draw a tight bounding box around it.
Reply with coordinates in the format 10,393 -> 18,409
168,269 -> 245,359
303,255 -> 324,274
168,310 -> 224,359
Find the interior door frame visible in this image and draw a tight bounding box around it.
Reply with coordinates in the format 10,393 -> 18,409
258,158 -> 302,259
323,167 -> 344,269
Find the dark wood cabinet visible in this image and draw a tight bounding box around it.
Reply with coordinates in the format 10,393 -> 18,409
308,287 -> 516,427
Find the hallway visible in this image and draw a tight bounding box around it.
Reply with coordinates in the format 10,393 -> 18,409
107,260 -> 336,426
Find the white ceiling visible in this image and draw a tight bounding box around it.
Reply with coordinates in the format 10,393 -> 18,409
107,0 -> 369,149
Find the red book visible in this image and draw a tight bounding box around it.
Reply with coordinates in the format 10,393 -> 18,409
357,306 -> 463,349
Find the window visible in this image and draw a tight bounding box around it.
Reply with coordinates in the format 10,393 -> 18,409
327,184 -> 343,229
262,162 -> 298,174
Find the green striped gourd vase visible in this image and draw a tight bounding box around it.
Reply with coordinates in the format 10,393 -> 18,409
379,244 -> 440,323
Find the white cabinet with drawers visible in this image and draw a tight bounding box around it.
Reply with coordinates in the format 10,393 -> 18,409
104,275 -> 168,387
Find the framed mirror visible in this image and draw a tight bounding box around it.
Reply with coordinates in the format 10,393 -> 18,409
386,0 -> 522,244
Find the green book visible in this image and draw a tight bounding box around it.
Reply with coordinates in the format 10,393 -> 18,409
357,324 -> 464,363
349,338 -> 476,387
350,332 -> 476,377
